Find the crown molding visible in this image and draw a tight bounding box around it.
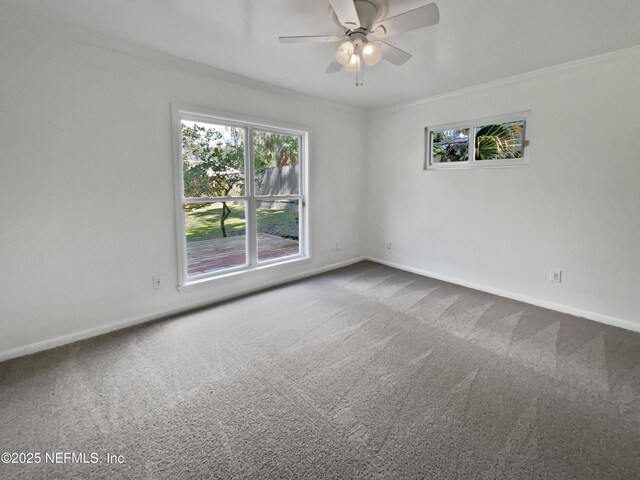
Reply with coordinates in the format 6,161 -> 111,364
0,10 -> 363,116
3,6 -> 639,116
371,43 -> 640,114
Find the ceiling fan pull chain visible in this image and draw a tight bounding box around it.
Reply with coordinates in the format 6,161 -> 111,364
355,65 -> 363,87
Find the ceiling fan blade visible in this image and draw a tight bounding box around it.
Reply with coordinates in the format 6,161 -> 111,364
279,35 -> 344,44
378,41 -> 412,65
325,59 -> 343,73
328,0 -> 361,29
374,3 -> 439,37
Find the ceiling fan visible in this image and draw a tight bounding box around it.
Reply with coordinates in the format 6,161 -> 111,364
279,0 -> 439,84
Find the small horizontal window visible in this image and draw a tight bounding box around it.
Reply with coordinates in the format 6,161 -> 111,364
425,111 -> 530,170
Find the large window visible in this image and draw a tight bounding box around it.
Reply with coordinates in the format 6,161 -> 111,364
173,106 -> 307,286
425,111 -> 530,170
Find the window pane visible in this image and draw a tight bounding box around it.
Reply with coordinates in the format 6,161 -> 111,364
257,199 -> 300,262
181,121 -> 245,197
253,130 -> 300,195
185,201 -> 246,276
475,120 -> 525,160
431,128 -> 470,163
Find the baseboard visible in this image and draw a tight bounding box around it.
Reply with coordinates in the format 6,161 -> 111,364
0,256 -> 366,363
9,254 -> 632,362
366,256 -> 640,334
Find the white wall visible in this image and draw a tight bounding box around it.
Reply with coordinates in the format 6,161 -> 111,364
0,21 -> 366,359
365,47 -> 640,331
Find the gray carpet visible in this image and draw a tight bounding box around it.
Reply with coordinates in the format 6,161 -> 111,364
1,261 -> 640,479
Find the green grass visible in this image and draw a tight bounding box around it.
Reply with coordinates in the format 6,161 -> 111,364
257,205 -> 299,238
185,202 -> 298,242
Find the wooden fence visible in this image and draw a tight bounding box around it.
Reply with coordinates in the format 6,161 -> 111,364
255,165 -> 299,196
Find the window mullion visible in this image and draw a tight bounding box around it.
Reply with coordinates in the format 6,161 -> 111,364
253,194 -> 303,201
182,196 -> 248,205
246,126 -> 258,266
469,124 -> 477,165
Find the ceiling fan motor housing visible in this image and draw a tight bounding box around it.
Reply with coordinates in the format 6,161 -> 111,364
330,0 -> 389,33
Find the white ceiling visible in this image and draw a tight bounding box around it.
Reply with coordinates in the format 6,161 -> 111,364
3,0 -> 640,109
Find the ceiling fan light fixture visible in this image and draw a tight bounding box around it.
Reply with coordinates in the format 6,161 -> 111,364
345,54 -> 361,72
361,42 -> 382,66
335,40 -> 355,65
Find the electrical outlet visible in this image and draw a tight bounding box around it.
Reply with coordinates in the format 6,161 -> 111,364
386,241 -> 392,250
549,269 -> 562,283
153,275 -> 163,289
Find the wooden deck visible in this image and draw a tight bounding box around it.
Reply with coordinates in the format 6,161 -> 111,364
187,233 -> 299,275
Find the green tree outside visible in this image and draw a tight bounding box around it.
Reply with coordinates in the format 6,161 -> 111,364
182,124 -> 300,239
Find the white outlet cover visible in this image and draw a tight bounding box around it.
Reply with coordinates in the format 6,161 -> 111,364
549,270 -> 562,283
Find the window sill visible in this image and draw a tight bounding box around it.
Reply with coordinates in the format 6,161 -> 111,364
426,163 -> 529,171
177,255 -> 311,293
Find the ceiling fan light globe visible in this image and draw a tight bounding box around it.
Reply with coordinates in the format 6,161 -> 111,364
362,42 -> 382,66
345,54 -> 361,72
335,41 -> 355,65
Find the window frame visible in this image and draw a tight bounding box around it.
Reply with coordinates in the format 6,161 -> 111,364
425,111 -> 531,170
172,104 -> 309,289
